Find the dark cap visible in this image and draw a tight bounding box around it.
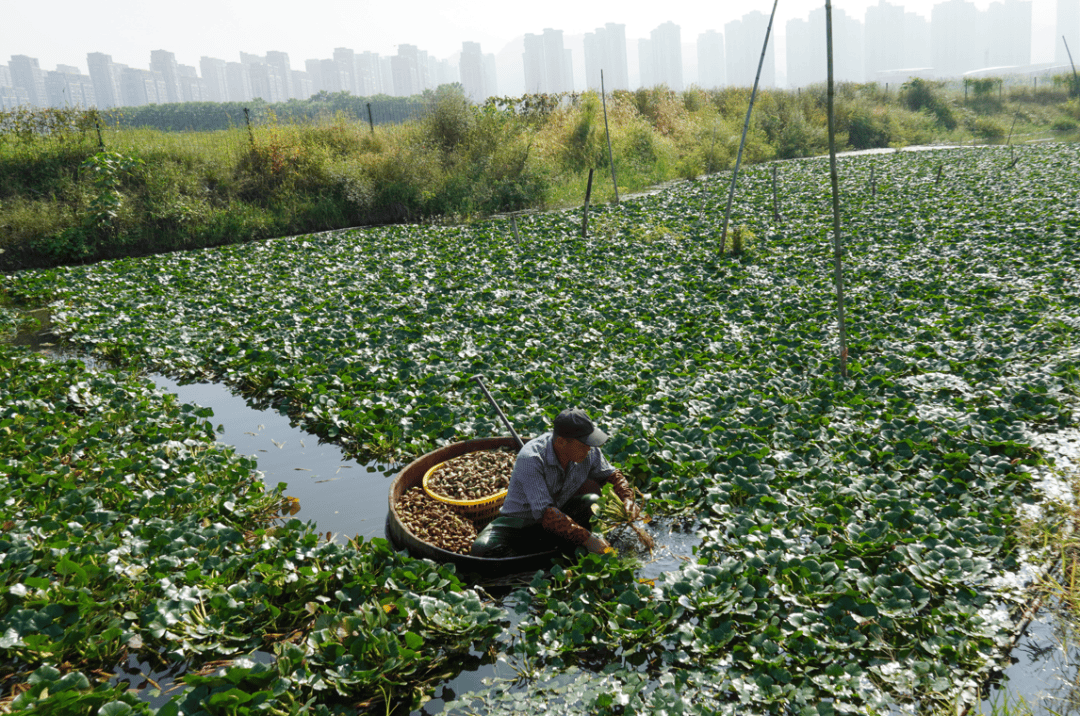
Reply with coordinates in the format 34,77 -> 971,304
553,408 -> 609,447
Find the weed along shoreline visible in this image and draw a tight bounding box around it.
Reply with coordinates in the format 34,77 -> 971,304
4,79 -> 1080,272
2,143 -> 1080,713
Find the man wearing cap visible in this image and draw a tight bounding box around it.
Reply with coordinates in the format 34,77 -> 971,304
470,408 -> 639,558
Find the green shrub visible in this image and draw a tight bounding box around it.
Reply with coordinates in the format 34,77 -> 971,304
424,84 -> 474,152
901,78 -> 958,130
1052,116 -> 1079,131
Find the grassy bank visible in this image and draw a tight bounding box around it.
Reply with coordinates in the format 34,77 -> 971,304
2,78 -> 1078,272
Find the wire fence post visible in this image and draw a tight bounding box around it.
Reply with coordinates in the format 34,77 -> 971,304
601,70 -> 619,204
244,107 -> 254,148
367,102 -> 375,134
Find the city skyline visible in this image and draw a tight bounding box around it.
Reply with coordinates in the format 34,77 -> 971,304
4,0 -> 1067,78
4,0 -> 1077,110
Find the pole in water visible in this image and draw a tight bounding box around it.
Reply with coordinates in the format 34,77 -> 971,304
600,70 -> 620,204
771,164 -> 780,221
581,168 -> 595,238
718,0 -> 780,243
471,376 -> 525,451
826,0 -> 849,380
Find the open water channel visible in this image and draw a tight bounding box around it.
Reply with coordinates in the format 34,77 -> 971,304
17,324 -> 1079,713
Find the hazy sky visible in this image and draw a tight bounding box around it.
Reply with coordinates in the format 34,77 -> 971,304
4,0 -> 1062,74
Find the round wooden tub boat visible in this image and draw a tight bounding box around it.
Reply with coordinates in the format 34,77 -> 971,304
386,436 -> 564,577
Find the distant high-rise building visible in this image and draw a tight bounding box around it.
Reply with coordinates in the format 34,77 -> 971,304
87,52 -> 124,107
1,84 -> 31,109
460,41 -> 487,102
305,59 -> 323,93
1058,0 -> 1079,64
225,62 -> 253,102
200,57 -> 228,102
865,0 -> 907,78
583,32 -> 603,89
583,23 -> 629,91
121,67 -> 165,106
333,48 -> 357,95
483,54 -> 498,98
523,29 -> 572,94
319,58 -> 346,93
357,52 -> 382,95
248,64 -> 272,101
0,65 -> 12,88
176,64 -> 207,103
239,52 -> 286,102
932,0 -> 984,77
266,51 -> 293,100
698,30 -> 725,89
725,12 -> 776,88
638,38 -> 655,88
380,57 -> 394,96
432,56 -> 457,88
9,55 -> 47,107
905,12 -> 933,69
392,44 -> 423,96
150,50 -> 182,103
45,66 -> 96,107
987,0 -> 1031,67
787,18 -> 813,88
789,6 -> 862,85
648,22 -> 683,91
292,70 -> 313,100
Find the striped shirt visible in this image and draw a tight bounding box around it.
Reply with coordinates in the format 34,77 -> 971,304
499,432 -> 616,523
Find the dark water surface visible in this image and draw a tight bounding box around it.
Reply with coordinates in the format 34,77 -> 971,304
150,375 -> 393,543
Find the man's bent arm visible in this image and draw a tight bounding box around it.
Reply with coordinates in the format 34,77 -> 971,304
604,470 -> 635,504
540,506 -> 590,544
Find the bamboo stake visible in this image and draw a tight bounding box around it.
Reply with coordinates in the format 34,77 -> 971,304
870,164 -> 876,199
707,122 -> 718,175
1064,37 -> 1080,98
581,168 -> 595,238
601,71 -> 620,203
771,164 -> 780,221
826,0 -> 849,380
367,102 -> 375,134
511,215 -> 521,243
717,0 -> 779,244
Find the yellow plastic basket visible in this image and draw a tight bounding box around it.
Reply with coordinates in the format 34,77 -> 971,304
422,460 -> 508,524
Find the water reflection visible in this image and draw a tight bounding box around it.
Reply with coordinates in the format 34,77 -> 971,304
150,375 -> 393,543
981,603 -> 1080,715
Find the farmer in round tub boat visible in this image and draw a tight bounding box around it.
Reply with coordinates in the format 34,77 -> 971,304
470,408 -> 639,558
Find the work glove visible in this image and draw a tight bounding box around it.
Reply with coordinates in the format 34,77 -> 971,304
583,532 -> 614,555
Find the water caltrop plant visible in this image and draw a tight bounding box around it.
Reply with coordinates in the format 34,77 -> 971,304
2,143 -> 1079,713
